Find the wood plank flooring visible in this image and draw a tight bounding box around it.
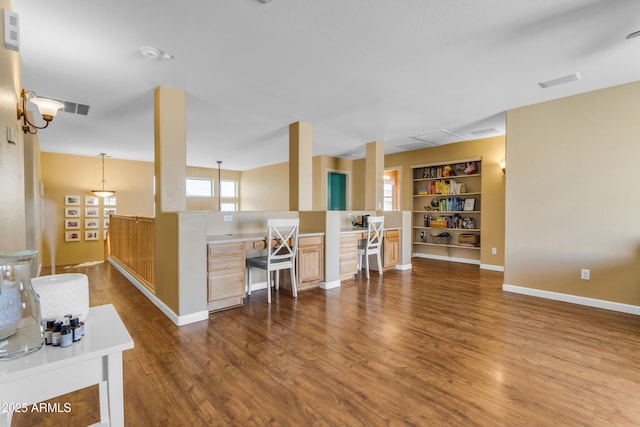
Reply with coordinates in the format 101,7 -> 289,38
11,258 -> 640,426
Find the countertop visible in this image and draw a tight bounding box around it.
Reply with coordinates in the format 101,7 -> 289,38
207,231 -> 324,244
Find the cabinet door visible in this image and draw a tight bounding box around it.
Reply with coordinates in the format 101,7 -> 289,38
298,246 -> 322,284
384,236 -> 400,268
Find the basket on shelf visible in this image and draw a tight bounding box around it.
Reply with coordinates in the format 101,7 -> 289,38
429,232 -> 450,245
458,233 -> 480,247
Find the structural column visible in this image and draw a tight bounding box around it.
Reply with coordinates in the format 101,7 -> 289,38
154,86 -> 186,213
364,141 -> 384,211
289,121 -> 313,211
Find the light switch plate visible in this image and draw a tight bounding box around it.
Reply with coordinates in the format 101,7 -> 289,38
7,126 -> 16,144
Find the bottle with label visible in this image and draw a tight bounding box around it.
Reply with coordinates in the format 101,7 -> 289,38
52,321 -> 62,347
60,324 -> 72,348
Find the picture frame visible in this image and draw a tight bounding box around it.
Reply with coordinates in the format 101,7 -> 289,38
64,219 -> 80,230
65,231 -> 81,242
104,197 -> 117,206
85,230 -> 99,241
103,218 -> 110,229
463,198 -> 476,211
85,207 -> 100,217
104,208 -> 116,217
85,218 -> 99,229
64,195 -> 81,206
64,207 -> 80,218
85,196 -> 100,206
104,229 -> 109,240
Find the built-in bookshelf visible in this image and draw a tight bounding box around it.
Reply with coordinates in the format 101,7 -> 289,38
412,158 -> 482,264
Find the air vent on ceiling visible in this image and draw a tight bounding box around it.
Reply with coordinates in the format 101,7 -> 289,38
46,97 -> 91,116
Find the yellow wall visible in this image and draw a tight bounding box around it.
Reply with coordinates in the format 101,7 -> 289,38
240,161 -> 289,211
40,152 -> 154,267
505,81 -> 640,305
385,136 -> 506,267
0,0 -> 27,252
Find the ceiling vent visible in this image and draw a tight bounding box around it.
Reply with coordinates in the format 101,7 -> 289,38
470,127 -> 500,137
44,97 -> 91,116
538,72 -> 581,89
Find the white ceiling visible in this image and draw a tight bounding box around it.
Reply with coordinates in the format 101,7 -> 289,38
12,0 -> 640,171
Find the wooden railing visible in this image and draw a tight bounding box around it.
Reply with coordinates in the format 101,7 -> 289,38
107,215 -> 155,293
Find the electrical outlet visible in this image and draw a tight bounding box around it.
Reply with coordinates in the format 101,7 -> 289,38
581,269 -> 590,280
491,247 -> 497,255
223,215 -> 232,222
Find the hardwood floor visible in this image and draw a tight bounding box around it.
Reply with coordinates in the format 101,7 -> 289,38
11,258 -> 640,426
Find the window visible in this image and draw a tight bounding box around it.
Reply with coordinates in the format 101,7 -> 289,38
220,180 -> 237,198
186,178 -> 213,198
383,169 -> 400,211
220,179 -> 238,211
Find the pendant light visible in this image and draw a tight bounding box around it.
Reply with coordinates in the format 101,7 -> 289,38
92,153 -> 116,198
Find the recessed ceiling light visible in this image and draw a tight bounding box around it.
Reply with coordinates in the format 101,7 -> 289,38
538,72 -> 581,89
139,46 -> 174,61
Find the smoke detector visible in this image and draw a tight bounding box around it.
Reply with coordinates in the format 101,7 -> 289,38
139,46 -> 174,61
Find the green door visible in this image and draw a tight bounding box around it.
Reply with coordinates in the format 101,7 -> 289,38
327,172 -> 347,210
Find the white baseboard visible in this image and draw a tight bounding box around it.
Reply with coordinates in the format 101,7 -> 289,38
480,264 -> 504,272
108,258 -> 209,326
395,263 -> 413,271
412,253 -> 481,265
502,284 -> 640,316
319,280 -> 341,289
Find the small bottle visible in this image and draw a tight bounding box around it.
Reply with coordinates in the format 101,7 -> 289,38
44,320 -> 55,345
52,321 -> 63,347
60,324 -> 72,348
70,318 -> 81,342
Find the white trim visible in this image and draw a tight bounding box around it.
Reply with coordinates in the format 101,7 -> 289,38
412,253 -> 481,265
319,280 -> 341,289
395,263 -> 413,270
108,258 -> 209,326
480,264 -> 504,272
249,281 -> 268,292
502,284 -> 640,316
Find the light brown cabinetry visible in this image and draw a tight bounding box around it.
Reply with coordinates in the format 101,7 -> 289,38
207,242 -> 246,309
340,234 -> 359,280
296,235 -> 323,290
383,229 -> 400,269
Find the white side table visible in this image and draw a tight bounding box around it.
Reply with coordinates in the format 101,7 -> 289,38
0,304 -> 134,427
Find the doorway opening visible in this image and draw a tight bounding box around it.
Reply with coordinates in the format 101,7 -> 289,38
328,171 -> 348,210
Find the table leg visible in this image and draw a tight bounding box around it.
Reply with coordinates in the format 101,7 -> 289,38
99,352 -> 125,427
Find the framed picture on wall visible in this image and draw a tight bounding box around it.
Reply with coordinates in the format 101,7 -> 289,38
65,231 -> 81,242
85,230 -> 99,241
103,218 -> 110,229
104,229 -> 109,240
85,218 -> 99,229
64,219 -> 80,230
104,208 -> 116,217
104,197 -> 117,206
64,195 -> 80,206
64,207 -> 80,218
85,196 -> 99,206
85,207 -> 99,217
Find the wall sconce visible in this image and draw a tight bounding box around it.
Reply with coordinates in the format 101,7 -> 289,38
17,89 -> 64,134
92,153 -> 116,198
499,159 -> 506,175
